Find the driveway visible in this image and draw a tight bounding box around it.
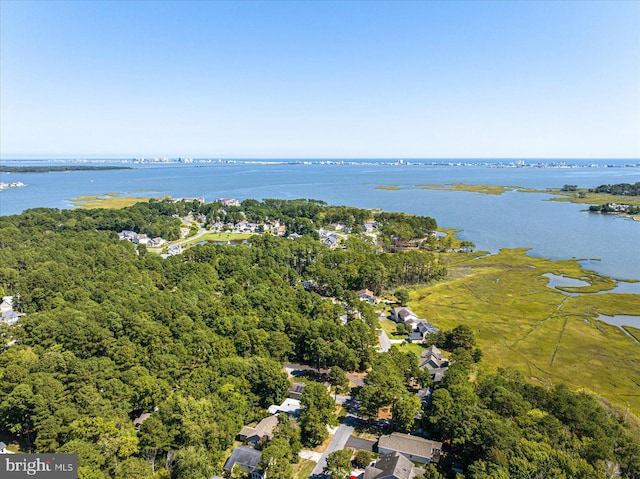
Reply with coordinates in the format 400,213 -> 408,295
378,330 -> 391,352
310,423 -> 355,478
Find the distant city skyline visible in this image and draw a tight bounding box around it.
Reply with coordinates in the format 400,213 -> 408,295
1,1 -> 639,159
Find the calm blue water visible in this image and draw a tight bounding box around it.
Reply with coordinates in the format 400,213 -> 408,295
1,161 -> 639,280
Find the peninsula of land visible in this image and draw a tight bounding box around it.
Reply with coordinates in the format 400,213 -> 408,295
377,182 -> 640,220
0,165 -> 132,173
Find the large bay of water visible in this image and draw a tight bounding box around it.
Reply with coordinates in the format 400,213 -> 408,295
1,161 -> 639,280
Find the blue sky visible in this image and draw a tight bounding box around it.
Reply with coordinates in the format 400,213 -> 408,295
1,1 -> 638,159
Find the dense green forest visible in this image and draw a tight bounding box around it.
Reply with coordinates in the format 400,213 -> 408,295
588,182 -> 640,196
0,199 -> 638,479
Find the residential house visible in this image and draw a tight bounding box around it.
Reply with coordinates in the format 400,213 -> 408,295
267,398 -> 301,415
407,321 -> 439,343
215,198 -> 240,207
171,197 -> 205,204
147,237 -> 166,247
357,289 -> 378,304
320,231 -> 339,248
0,441 -> 7,454
133,412 -> 151,430
377,432 -> 442,465
363,221 -> 380,233
391,307 -> 419,328
237,415 -> 279,445
1,310 -> 19,326
167,244 -> 183,256
416,388 -> 432,405
364,452 -> 415,479
118,230 -> 138,241
419,345 -> 449,384
133,234 -> 150,245
224,447 -> 264,479
1,297 -> 19,326
288,382 -> 306,400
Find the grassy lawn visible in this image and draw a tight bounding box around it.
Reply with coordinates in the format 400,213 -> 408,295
410,248 -> 640,416
622,325 -> 640,343
379,319 -> 397,335
182,232 -> 253,246
293,459 -> 317,479
392,342 -> 426,357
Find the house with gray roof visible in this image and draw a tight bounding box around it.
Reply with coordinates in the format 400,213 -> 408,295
1,310 -> 19,326
377,432 -> 442,464
408,321 -> 439,343
224,446 -> 264,479
0,441 -> 7,454
419,345 -> 449,384
237,415 -> 279,445
364,452 -> 415,479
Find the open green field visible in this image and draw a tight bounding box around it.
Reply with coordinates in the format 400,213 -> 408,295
70,192 -> 167,209
623,325 -> 640,343
181,232 -> 253,246
410,248 -> 640,415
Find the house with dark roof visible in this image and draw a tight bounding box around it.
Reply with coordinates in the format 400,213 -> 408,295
224,446 -> 264,479
288,382 -> 306,400
407,321 -> 439,343
364,452 -> 415,479
377,432 -> 442,464
237,415 -> 279,445
419,346 -> 449,384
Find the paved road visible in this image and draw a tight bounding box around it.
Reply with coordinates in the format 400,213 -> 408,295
311,423 -> 355,478
378,330 -> 391,352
